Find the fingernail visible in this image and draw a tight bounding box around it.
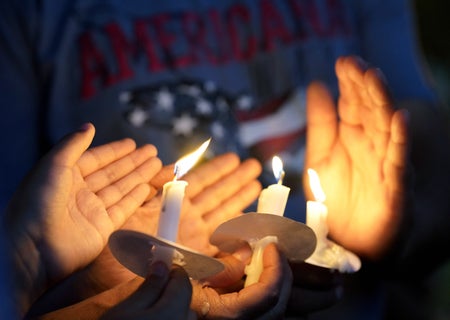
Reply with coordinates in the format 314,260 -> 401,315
232,246 -> 253,263
374,68 -> 388,85
149,261 -> 168,278
78,122 -> 92,132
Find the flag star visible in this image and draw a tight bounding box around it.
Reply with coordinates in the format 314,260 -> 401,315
172,113 -> 198,136
179,84 -> 201,97
156,87 -> 174,111
204,81 -> 217,93
119,91 -> 131,103
216,98 -> 229,112
128,108 -> 148,127
236,95 -> 253,110
196,99 -> 213,115
211,121 -> 225,139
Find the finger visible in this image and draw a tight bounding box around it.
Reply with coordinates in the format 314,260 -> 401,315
202,251 -> 248,288
365,67 -> 395,159
229,244 -> 292,318
108,261 -> 170,311
78,138 -> 143,177
46,123 -> 96,168
203,180 -> 261,229
336,56 -> 368,126
191,158 -> 262,214
263,244 -> 293,318
148,266 -> 193,317
107,183 -> 151,228
183,153 -> 241,198
85,145 -> 160,192
150,164 -> 175,190
385,109 -> 409,192
97,157 -> 162,208
305,81 -> 338,166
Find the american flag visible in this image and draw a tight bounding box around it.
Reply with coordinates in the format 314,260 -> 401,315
120,79 -> 306,186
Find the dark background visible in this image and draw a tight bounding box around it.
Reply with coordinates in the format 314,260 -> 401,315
413,1 -> 450,318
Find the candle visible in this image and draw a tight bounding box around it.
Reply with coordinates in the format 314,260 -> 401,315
305,168 -> 361,272
154,139 -> 211,267
256,156 -> 291,216
245,156 -> 290,286
305,169 -> 328,242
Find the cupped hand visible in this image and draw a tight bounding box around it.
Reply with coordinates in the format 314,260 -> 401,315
70,152 -> 262,296
100,263 -> 195,320
191,243 -> 292,319
36,264 -> 195,320
179,153 -> 262,255
6,123 -> 161,291
286,262 -> 344,316
304,56 -> 409,259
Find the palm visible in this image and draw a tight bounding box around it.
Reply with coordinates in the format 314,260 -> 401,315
179,153 -> 262,256
10,126 -> 161,284
79,154 -> 262,292
44,166 -> 115,279
304,56 -> 409,258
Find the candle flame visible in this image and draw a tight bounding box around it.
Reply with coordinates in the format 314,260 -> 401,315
174,138 -> 211,179
272,156 -> 285,184
307,168 -> 326,202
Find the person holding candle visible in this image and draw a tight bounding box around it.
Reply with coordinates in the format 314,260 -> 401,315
2,0 -> 450,318
3,122 -> 166,317
3,121 -> 295,319
300,55 -> 450,319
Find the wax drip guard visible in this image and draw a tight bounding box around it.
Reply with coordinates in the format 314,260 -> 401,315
109,229 -> 225,280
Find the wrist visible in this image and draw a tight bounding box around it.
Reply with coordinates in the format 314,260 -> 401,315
6,226 -> 49,316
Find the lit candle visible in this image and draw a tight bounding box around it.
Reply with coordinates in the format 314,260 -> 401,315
245,156 -> 291,286
306,169 -> 328,242
154,139 -> 211,267
256,156 -> 291,216
305,168 -> 361,272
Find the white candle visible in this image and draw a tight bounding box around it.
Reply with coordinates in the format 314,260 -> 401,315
245,156 -> 290,286
158,180 -> 188,241
305,168 -> 361,272
305,168 -> 328,242
256,156 -> 290,216
154,139 -> 211,268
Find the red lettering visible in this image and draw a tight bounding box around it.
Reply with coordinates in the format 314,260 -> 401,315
79,33 -> 110,99
151,14 -> 177,67
207,9 -> 230,64
326,0 -> 351,36
260,0 -> 293,51
180,12 -> 202,67
135,19 -> 165,72
227,4 -> 257,61
287,0 -> 308,40
104,23 -> 135,83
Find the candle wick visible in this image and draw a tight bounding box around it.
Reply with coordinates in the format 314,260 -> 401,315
173,166 -> 179,181
277,170 -> 285,185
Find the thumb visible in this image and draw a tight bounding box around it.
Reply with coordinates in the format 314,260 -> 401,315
46,123 -> 96,167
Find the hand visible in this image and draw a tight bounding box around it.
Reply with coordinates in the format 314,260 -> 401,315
286,262 -> 344,316
179,152 -> 262,255
304,56 -> 409,259
46,152 -> 262,304
6,123 -> 161,313
191,243 -> 292,319
35,264 -> 195,320
100,263 -> 195,320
